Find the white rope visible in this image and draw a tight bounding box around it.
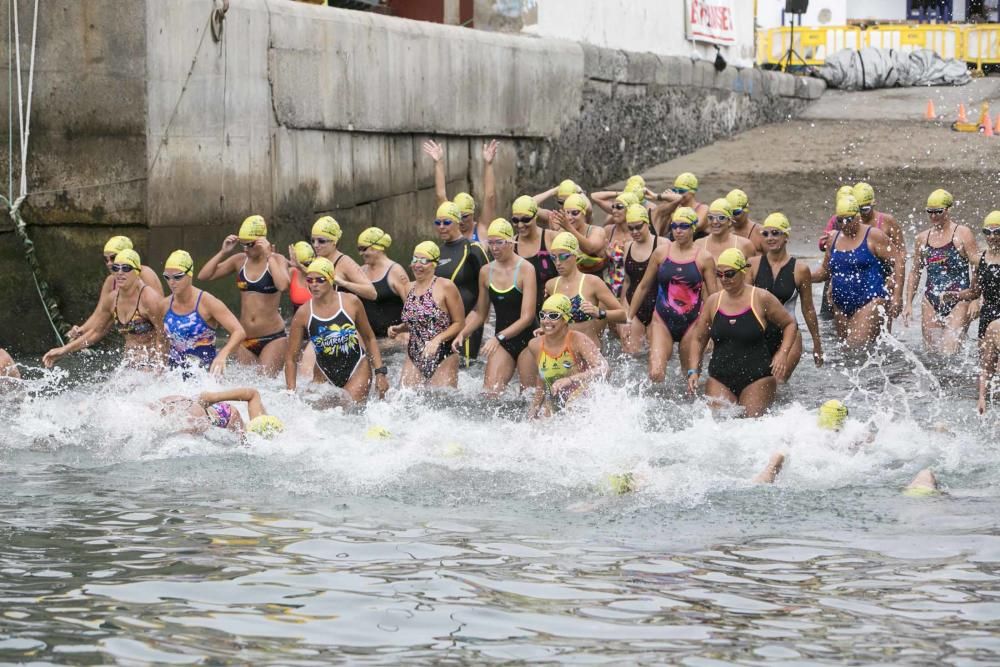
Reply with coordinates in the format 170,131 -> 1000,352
9,0 -> 37,221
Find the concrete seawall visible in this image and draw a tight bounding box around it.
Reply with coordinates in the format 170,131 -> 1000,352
0,0 -> 823,351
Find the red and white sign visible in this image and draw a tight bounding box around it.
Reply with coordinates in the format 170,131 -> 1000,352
685,0 -> 736,45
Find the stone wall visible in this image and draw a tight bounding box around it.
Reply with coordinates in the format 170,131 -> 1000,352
0,0 -> 823,352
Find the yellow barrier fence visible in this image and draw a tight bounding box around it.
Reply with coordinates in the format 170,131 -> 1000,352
964,25 -> 1000,72
757,26 -> 863,66
864,24 -> 964,59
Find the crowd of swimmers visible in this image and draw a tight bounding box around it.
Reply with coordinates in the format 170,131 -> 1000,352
1,147 -> 997,489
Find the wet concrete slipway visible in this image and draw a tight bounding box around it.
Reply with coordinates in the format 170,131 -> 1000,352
3,78 -> 1000,664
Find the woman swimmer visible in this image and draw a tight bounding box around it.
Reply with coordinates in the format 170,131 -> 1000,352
549,194 -> 608,276
530,178 -> 584,228
650,172 -> 709,237
619,203 -> 671,354
198,216 -> 291,375
157,387 -> 283,443
43,250 -> 165,370
694,198 -> 758,263
161,250 -> 246,375
685,248 -> 797,418
388,242 -> 466,388
590,188 -> 640,298
903,189 -> 978,355
309,216 -> 376,300
945,211 -> 1000,343
544,232 -> 626,344
977,319 -> 1000,414
422,138 -> 498,242
725,189 -> 765,254
356,227 -> 408,339
511,195 -> 560,311
284,258 -> 389,404
453,219 -> 538,396
527,294 -> 609,418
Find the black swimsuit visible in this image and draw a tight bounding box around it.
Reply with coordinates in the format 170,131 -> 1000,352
978,252 -> 1000,339
489,260 -> 534,361
708,288 -> 773,398
307,294 -> 365,388
624,236 -> 658,326
516,232 -> 558,311
363,264 -> 404,338
754,257 -> 798,355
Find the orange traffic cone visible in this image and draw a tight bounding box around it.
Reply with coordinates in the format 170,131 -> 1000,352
984,113 -> 995,137
995,113 -> 1000,131
925,99 -> 936,120
958,103 -> 968,123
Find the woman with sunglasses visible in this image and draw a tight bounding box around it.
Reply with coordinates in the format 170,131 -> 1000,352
286,241 -> 317,314
651,173 -> 709,237
550,194 -> 608,276
545,232 -> 625,344
694,199 -> 757,264
747,213 -> 823,380
618,204 -> 668,354
197,216 -> 290,376
511,195 -> 560,311
627,207 -> 717,382
389,242 -> 465,388
590,190 -> 640,298
530,178 -> 583,228
811,195 -> 900,348
68,235 -> 164,342
432,202 -> 490,364
161,250 -> 245,375
685,248 -> 796,418
284,258 -> 388,403
726,189 -> 765,254
43,249 -> 166,370
356,227 -> 408,339
157,388 -> 283,444
942,211 -> 1000,343
422,139 -> 498,243
902,189 -> 978,355
453,219 -> 538,396
528,294 -> 608,418
309,216 -> 377,301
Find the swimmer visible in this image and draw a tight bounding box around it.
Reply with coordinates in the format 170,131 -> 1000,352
310,216 -> 376,300
68,235 -> 163,342
726,189 -> 765,254
388,241 -> 466,388
43,250 -> 165,370
544,232 -> 626,344
550,194 -> 608,276
685,248 -> 797,418
356,227 -> 408,339
694,198 -> 758,263
903,189 -> 978,355
431,202 -> 490,363
530,178 -> 585,228
284,258 -> 389,403
619,203 -> 671,354
747,213 -> 824,379
198,215 -> 291,376
811,195 -> 900,348
977,318 -> 1000,414
0,347 -> 20,381
590,190 -> 640,298
651,172 -> 709,237
511,195 -> 560,311
627,207 -> 717,382
422,138 -> 498,242
818,185 -> 857,321
160,250 -> 246,375
945,211 -> 1000,341
286,240 -> 317,313
157,387 -> 283,443
527,294 -> 609,418
454,219 -> 538,396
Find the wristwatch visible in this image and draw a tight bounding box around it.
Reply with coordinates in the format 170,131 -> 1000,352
598,309 -> 607,320
374,366 -> 388,376
496,333 -> 507,342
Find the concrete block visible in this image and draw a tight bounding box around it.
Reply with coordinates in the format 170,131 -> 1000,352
804,77 -> 827,99
584,79 -> 615,96
694,60 -> 715,88
735,67 -> 754,96
616,83 -> 647,99
625,52 -> 659,84
352,134 -> 393,204
582,43 -> 628,82
271,128 -> 353,213
678,58 -> 694,87
750,68 -> 770,99
776,72 -> 797,98
388,135 -> 416,196
712,67 -> 738,92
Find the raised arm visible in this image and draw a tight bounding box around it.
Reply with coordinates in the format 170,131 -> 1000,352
421,140 -> 448,205
590,190 -> 620,215
478,140 -> 498,241
199,236 -> 241,280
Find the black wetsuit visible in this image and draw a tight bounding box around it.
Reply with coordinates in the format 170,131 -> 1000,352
436,238 -> 489,361
489,260 -> 533,360
708,289 -> 772,397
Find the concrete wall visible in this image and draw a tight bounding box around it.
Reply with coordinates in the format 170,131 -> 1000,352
0,0 -> 823,352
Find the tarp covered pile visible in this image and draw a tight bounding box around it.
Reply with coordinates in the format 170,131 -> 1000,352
818,48 -> 971,90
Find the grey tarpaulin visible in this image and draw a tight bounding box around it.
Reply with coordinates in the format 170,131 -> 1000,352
818,48 -> 971,90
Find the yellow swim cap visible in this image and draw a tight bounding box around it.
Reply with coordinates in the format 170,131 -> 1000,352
487,218 -> 514,240
616,191 -> 640,208
311,216 -> 342,242
853,182 -> 875,206
927,189 -> 954,209
551,232 -> 580,255
624,183 -> 645,204
836,185 -> 854,199
365,425 -> 392,440
414,240 -> 441,262
983,211 -> 1000,229
672,207 -> 699,224
248,415 -> 284,439
114,249 -> 141,271
625,204 -> 650,225
453,192 -> 475,216
358,227 -> 391,251
763,212 -> 790,235
512,195 -> 539,217
541,293 -> 573,321
103,235 -> 133,255
164,250 -> 194,275
238,214 -> 267,241
435,201 -> 461,225
726,189 -> 749,210
674,172 -> 699,191
902,485 -> 940,498
709,198 -> 734,217
306,257 -> 335,283
292,241 -> 316,265
607,472 -> 635,495
556,179 -> 580,200
625,175 -> 646,191
818,399 -> 848,431
562,193 -> 591,212
717,248 -> 749,271
836,195 -> 860,217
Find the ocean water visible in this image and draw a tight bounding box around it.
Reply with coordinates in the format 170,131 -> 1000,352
2,285 -> 999,665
